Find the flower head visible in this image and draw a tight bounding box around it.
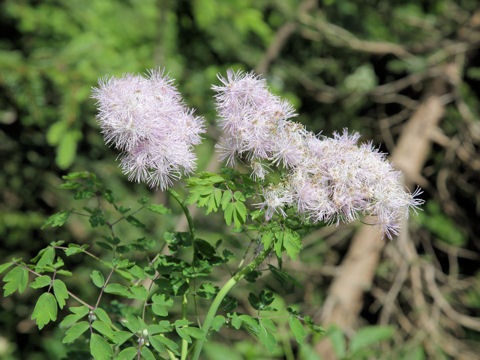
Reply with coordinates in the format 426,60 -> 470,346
290,130 -> 423,238
212,70 -> 298,164
92,69 -> 205,189
213,70 -> 423,238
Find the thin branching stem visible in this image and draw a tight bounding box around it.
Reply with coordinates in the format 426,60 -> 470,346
191,244 -> 273,360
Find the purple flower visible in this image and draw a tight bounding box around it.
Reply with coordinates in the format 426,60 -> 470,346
291,130 -> 424,238
92,69 -> 205,189
212,70 -> 298,166
213,70 -> 423,238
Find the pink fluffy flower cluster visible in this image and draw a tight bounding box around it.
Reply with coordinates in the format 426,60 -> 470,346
92,69 -> 205,189
213,70 -> 423,238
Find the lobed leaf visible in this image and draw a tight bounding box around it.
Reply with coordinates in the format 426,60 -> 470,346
30,275 -> 51,289
53,279 -> 68,309
31,292 -> 57,329
41,211 -> 70,230
147,203 -> 171,214
3,266 -> 29,296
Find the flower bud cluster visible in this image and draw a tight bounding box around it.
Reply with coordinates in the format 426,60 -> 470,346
92,69 -> 205,189
213,70 -> 423,238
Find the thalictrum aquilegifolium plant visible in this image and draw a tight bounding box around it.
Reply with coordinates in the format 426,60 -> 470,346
1,68 -> 422,360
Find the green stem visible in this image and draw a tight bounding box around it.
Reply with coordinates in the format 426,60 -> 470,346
168,189 -> 195,360
180,294 -> 189,360
168,189 -> 195,238
191,245 -> 272,360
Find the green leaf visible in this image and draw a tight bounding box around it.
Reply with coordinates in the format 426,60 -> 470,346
60,306 -> 89,327
103,189 -> 114,204
128,265 -> 146,280
64,244 -> 88,256
231,313 -> 242,329
233,191 -> 245,201
130,285 -> 148,300
268,265 -> 302,288
149,335 -> 166,353
213,188 -> 222,207
219,295 -> 238,312
89,209 -> 106,228
174,319 -> 191,327
90,333 -> 113,360
262,232 -> 274,249
235,201 -> 247,223
274,232 -> 283,258
63,321 -> 89,343
62,171 -> 91,180
30,275 -> 51,289
148,321 -> 172,334
224,202 -> 235,226
117,347 -> 137,360
212,315 -> 225,332
248,290 -> 275,310
239,314 -> 260,334
92,320 -> 114,340
95,308 -> 112,325
258,319 -> 277,352
3,266 -> 29,296
74,190 -> 95,200
0,262 -> 13,274
90,270 -> 105,288
289,317 -> 306,344
147,203 -> 171,214
197,282 -> 219,299
122,314 -> 142,333
283,229 -> 302,260
31,292 -> 58,329
176,327 -> 192,343
41,211 -> 70,229
152,294 -> 173,316
57,269 -> 72,276
151,335 -> 179,354
56,130 -> 81,169
349,325 -> 394,353
70,305 -> 90,315
47,120 -> 68,145
221,190 -> 232,210
104,283 -> 133,298
141,347 -> 156,360
113,331 -> 133,346
182,327 -> 204,340
60,181 -> 82,190
126,215 -> 145,228
35,247 -> 55,270
53,279 -> 68,309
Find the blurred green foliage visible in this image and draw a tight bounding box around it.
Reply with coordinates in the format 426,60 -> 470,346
1,0 -> 480,358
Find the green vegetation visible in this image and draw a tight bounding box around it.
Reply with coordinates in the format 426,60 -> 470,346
1,0 -> 480,358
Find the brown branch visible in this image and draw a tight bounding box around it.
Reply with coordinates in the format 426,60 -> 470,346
255,0 -> 317,74
424,265 -> 480,332
299,12 -> 411,58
